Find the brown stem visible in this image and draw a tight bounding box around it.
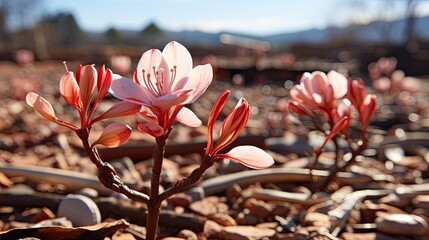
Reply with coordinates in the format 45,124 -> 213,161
146,135 -> 168,240
160,154 -> 213,201
77,128 -> 150,204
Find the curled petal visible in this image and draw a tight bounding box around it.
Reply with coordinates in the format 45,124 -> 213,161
176,107 -> 202,127
136,122 -> 164,137
91,101 -> 141,124
26,92 -> 57,123
59,71 -> 81,109
79,65 -> 97,114
217,145 -> 274,169
92,123 -> 132,147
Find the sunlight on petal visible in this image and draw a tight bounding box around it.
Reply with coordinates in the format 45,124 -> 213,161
26,92 -> 57,122
92,123 -> 132,147
176,107 -> 202,127
219,145 -> 274,169
110,74 -> 151,105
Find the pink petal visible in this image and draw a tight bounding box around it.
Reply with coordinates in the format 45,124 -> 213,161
59,71 -> 81,109
327,70 -> 348,99
79,65 -> 97,114
26,92 -> 57,122
136,122 -> 164,137
206,90 -> 231,155
91,101 -> 141,124
162,41 -> 193,90
110,74 -> 152,105
321,116 -> 349,149
152,88 -> 193,111
183,64 -> 213,103
176,107 -> 202,127
92,123 -> 132,147
96,66 -> 112,102
26,92 -> 78,131
218,145 -> 274,169
137,48 -> 171,91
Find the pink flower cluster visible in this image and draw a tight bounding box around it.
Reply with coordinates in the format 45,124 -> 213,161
287,70 -> 377,148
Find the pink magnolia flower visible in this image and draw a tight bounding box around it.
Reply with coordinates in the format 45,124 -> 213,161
290,70 -> 348,113
110,41 -> 213,135
205,90 -> 274,169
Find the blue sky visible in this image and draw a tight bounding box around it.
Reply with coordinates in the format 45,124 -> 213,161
42,0 -> 429,35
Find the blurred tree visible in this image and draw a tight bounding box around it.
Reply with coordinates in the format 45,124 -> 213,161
40,12 -> 82,45
141,22 -> 162,35
105,27 -> 122,43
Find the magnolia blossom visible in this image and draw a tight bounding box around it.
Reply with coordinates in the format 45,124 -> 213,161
110,41 -> 213,135
290,70 -> 348,112
205,90 -> 274,169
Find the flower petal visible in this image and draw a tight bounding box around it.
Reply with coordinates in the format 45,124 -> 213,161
176,107 -> 202,127
59,71 -> 81,109
218,145 -> 274,169
79,65 -> 97,114
110,74 -> 152,105
162,41 -> 193,90
137,48 -> 170,93
26,92 -> 57,123
327,70 -> 348,99
91,101 -> 141,124
96,65 -> 112,102
183,64 -> 213,103
92,123 -> 132,147
152,88 -> 193,111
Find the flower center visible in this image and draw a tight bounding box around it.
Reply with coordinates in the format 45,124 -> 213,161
141,66 -> 177,97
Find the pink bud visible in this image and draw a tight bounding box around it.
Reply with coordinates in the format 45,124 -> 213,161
206,90 -> 231,154
320,116 -> 349,150
347,79 -> 366,108
96,65 -> 113,102
360,95 -> 377,131
59,71 -> 81,109
92,123 -> 132,147
26,92 -> 78,131
26,92 -> 57,123
78,65 -> 97,114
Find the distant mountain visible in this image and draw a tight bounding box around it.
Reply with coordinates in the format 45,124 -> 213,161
86,15 -> 429,48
